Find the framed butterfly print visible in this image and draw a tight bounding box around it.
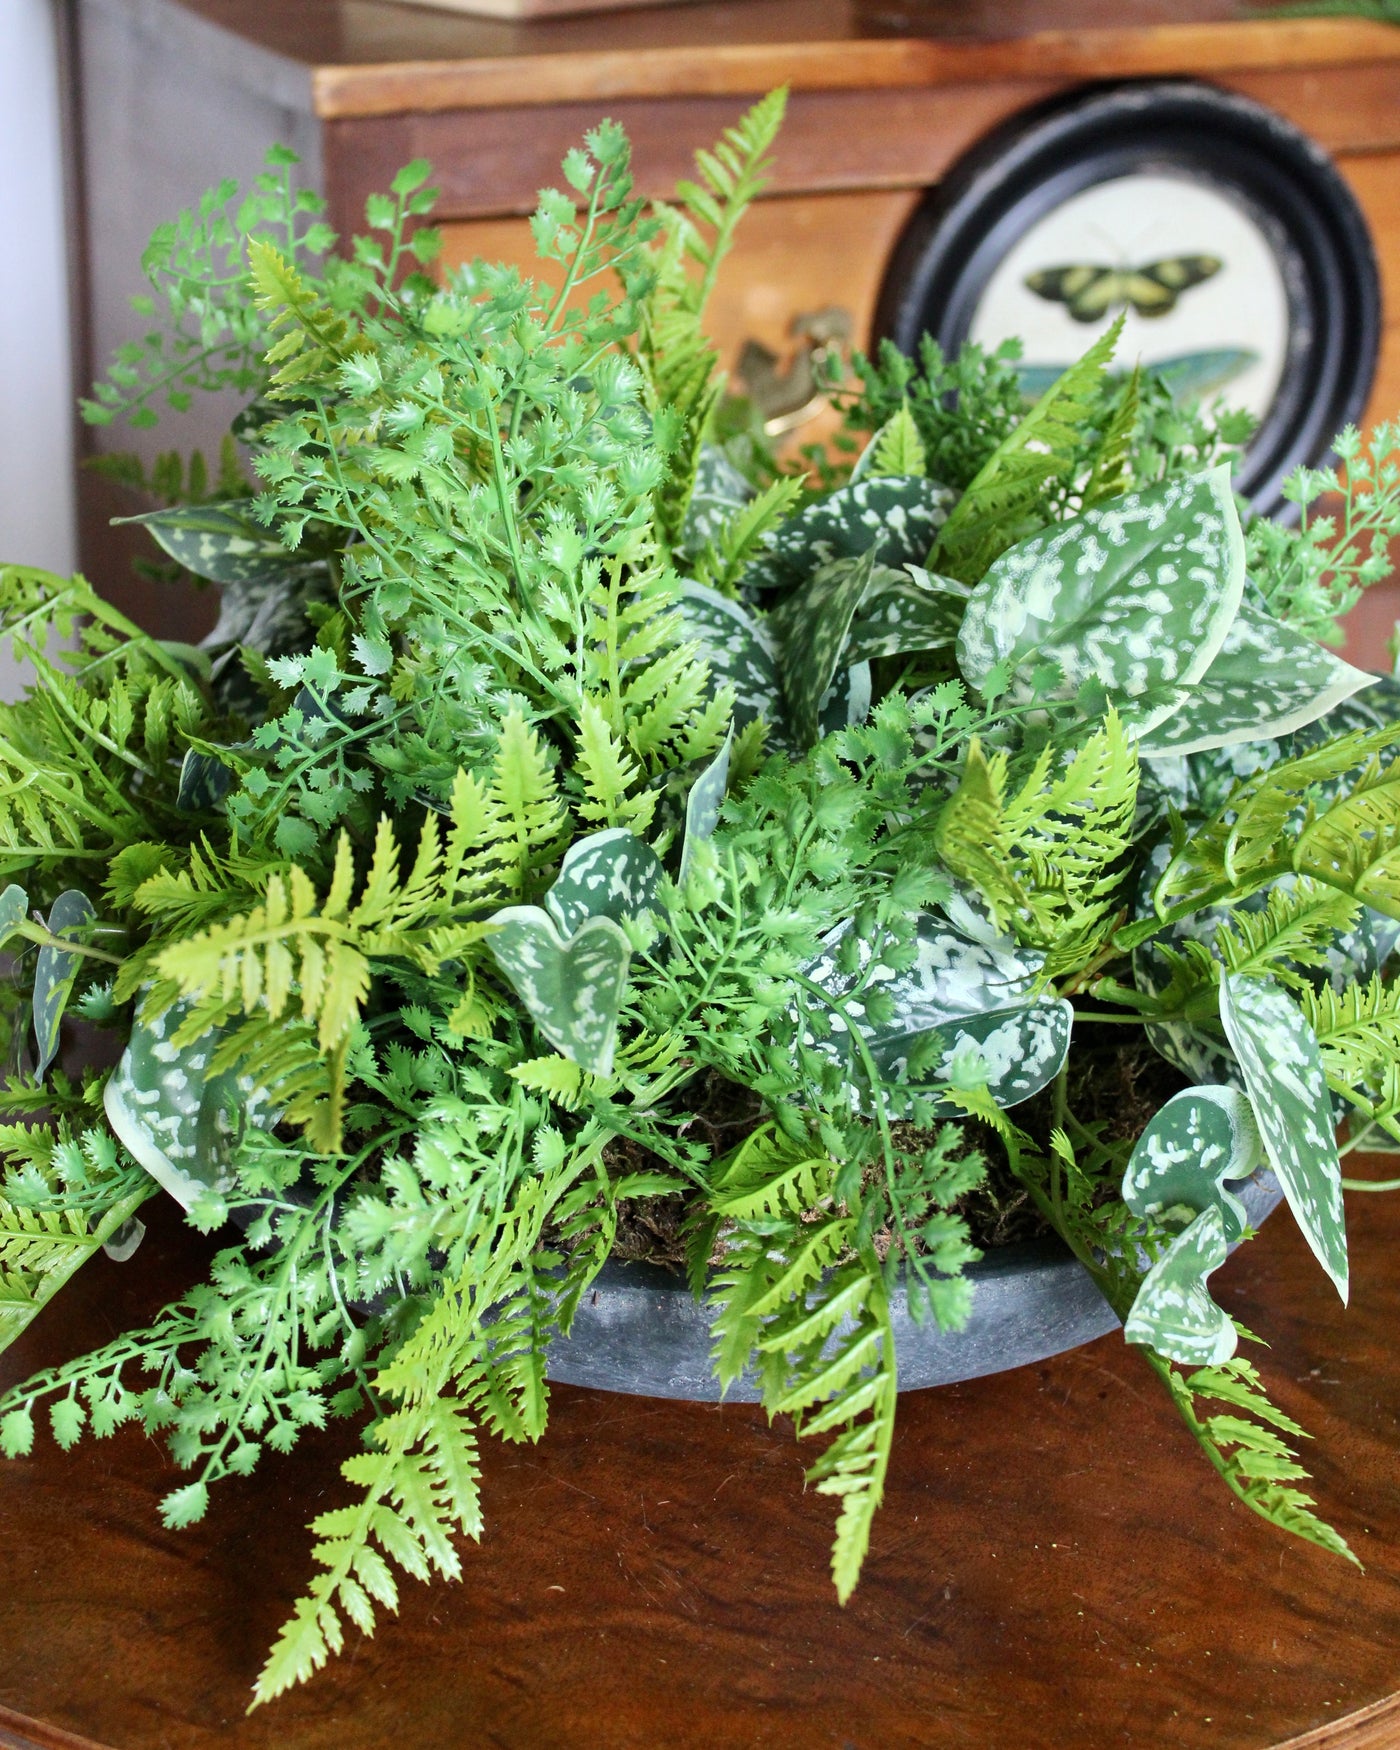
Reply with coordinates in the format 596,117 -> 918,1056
875,82 -> 1381,512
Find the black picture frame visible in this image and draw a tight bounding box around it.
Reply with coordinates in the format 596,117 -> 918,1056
874,81 -> 1381,512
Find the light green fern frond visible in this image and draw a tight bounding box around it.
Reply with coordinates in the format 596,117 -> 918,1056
932,318 -> 1122,583
1298,974 -> 1400,1141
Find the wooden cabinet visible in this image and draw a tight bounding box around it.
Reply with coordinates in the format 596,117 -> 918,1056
70,0 -> 1400,646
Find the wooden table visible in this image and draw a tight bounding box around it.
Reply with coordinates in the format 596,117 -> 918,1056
4,1179 -> 1400,1749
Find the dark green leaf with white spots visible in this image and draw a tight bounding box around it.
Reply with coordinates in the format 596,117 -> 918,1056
1124,1205 -> 1237,1366
487,908 -> 632,1077
117,501 -> 296,586
678,581 -> 787,738
843,565 -> 969,664
545,829 -> 663,937
957,467 -> 1244,728
739,475 -> 955,597
33,891 -> 96,1079
768,548 -> 878,748
679,446 -> 754,560
1139,600 -> 1375,758
1219,972 -> 1347,1301
103,999 -> 276,1210
0,884 -> 28,952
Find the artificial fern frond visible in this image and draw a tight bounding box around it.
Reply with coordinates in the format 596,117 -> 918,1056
247,239 -> 364,399
1298,973 -> 1400,1140
932,318 -> 1123,583
691,473 -> 805,597
1148,1343 -> 1356,1565
864,400 -> 927,480
1083,365 -> 1140,508
934,709 -> 1138,970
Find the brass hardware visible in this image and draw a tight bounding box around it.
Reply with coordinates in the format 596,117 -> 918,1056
735,306 -> 853,437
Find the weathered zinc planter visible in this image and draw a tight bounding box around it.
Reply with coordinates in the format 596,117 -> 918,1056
547,1170 -> 1285,1400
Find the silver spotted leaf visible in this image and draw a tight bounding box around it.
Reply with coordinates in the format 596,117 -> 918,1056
678,581 -> 787,740
804,911 -> 1072,1110
844,565 -> 970,664
33,891 -> 95,1079
176,749 -> 235,813
679,727 -> 732,890
545,829 -> 663,938
1124,1205 -> 1237,1366
679,446 -> 754,561
768,548 -> 878,748
117,501 -> 296,586
1121,1085 -> 1262,1243
103,999 -> 276,1211
739,475 -> 956,597
1139,599 -> 1375,758
487,908 -> 631,1077
816,660 -> 872,740
957,466 -> 1244,728
1218,972 -> 1347,1301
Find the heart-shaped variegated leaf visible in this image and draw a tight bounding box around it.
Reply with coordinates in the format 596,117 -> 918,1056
545,829 -> 663,938
103,999 -> 276,1211
487,908 -> 631,1076
678,581 -> 787,739
116,501 -> 296,585
957,466 -> 1244,726
679,728 -> 733,889
1122,1085 -> 1262,1242
769,548 -> 879,747
844,566 -> 970,663
1139,599 -> 1375,758
1124,1205 -> 1237,1366
1219,972 -> 1347,1301
739,475 -> 956,597
33,891 -> 96,1079
804,912 -> 1072,1110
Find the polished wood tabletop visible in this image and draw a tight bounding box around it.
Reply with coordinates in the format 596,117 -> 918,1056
4,1172 -> 1400,1748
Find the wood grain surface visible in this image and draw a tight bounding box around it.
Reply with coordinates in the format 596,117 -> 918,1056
4,1173 -> 1400,1748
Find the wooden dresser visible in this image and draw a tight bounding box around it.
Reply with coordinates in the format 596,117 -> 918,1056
67,0 -> 1400,652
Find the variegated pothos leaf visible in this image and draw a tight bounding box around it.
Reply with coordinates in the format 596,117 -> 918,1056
1124,1205 -> 1237,1366
1121,1085 -> 1263,1242
957,466 -> 1244,730
739,475 -> 956,597
1218,972 -> 1347,1301
545,829 -> 663,937
33,890 -> 96,1079
487,909 -> 632,1078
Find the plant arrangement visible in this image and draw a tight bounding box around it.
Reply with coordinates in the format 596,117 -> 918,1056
3,92 -> 1400,1706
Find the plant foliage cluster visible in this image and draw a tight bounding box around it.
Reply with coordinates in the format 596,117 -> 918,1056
2,94 -> 1399,1703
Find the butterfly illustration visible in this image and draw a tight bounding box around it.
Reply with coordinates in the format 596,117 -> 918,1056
1023,256 -> 1223,322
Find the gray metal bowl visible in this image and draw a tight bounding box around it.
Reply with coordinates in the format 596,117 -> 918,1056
546,1169 -> 1284,1401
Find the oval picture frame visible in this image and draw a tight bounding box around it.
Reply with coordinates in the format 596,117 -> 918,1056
875,81 -> 1381,511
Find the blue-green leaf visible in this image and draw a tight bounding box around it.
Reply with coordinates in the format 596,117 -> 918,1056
957,467 -> 1244,727
1139,599 -> 1375,758
176,749 -> 234,812
33,891 -> 95,1078
1219,972 -> 1347,1301
487,909 -> 631,1076
544,829 -> 663,937
103,999 -> 276,1210
1122,1085 -> 1262,1242
1124,1205 -> 1236,1366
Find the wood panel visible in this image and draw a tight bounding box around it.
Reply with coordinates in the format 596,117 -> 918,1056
308,20 -> 1400,117
7,1179 -> 1400,1745
324,65 -> 1400,229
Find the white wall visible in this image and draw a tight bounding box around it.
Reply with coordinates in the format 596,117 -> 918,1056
0,0 -> 75,579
